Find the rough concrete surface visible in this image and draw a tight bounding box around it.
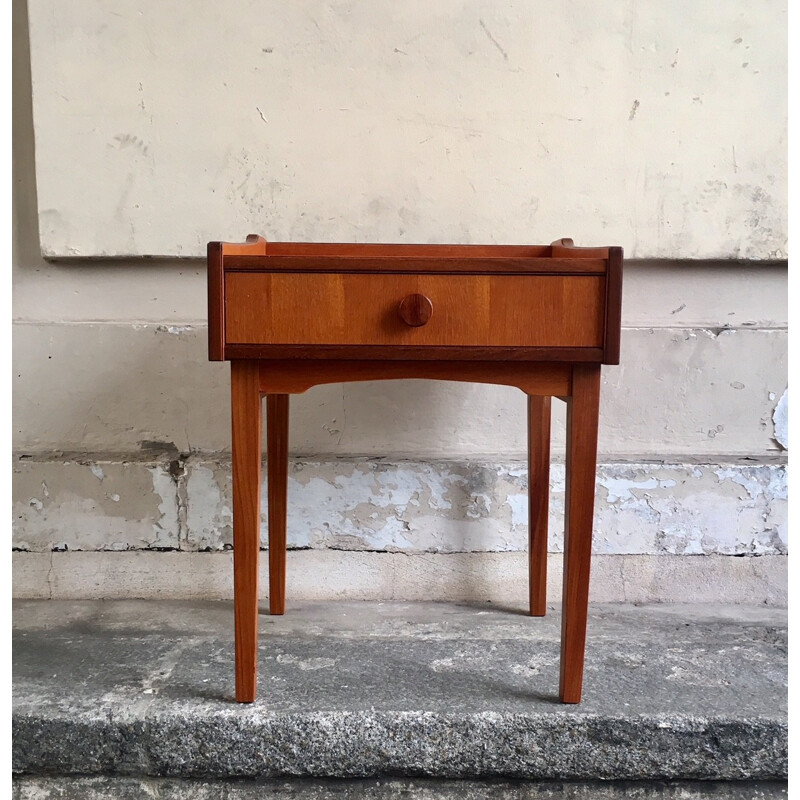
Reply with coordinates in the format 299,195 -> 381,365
12,601 -> 787,780
11,551 -> 788,606
11,776 -> 790,799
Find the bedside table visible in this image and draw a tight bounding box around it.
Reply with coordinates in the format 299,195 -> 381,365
208,235 -> 623,704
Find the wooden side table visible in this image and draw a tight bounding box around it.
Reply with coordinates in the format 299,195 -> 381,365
208,235 -> 623,704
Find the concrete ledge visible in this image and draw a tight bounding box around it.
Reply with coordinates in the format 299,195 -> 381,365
11,713 -> 787,780
10,776 -> 790,799
12,601 -> 787,780
12,551 -> 787,605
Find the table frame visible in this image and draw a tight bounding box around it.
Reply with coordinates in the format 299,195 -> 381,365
210,236 -> 622,704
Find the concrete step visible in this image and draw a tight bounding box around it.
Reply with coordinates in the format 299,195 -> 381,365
11,776 -> 790,799
12,600 -> 787,781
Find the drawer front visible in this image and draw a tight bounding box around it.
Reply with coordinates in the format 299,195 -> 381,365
225,273 -> 605,348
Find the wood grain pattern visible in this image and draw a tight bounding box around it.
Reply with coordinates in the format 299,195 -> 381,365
225,255 -> 607,275
550,237 -> 611,259
221,234 -> 268,256
397,293 -> 433,327
226,344 -> 604,362
528,395 -> 551,617
261,242 -> 551,258
207,242 -> 225,361
603,246 -> 624,365
266,394 -> 289,616
209,236 -> 268,361
258,359 -> 572,396
559,363 -> 601,704
231,360 -> 262,703
226,273 -> 605,349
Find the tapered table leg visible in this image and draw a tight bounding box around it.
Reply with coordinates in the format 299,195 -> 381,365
267,394 -> 289,615
528,395 -> 551,616
559,363 -> 601,703
231,361 -> 263,703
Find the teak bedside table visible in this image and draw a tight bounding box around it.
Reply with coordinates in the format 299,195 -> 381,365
208,235 -> 623,704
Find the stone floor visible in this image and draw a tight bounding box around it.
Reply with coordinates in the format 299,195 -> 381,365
11,776 -> 790,799
12,600 -> 787,790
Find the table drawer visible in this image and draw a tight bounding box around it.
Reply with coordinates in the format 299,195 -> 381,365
225,272 -> 605,349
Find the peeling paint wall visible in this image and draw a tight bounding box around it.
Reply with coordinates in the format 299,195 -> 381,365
12,460 -> 179,552
773,389 -> 788,449
12,457 -> 787,558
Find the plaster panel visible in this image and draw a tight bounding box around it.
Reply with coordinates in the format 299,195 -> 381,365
27,1 -> 786,258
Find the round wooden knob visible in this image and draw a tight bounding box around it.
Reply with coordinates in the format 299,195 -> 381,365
398,293 -> 433,327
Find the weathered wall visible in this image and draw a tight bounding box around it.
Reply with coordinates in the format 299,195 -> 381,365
26,0 -> 787,259
12,0 -> 787,603
13,457 -> 787,556
12,324 -> 788,457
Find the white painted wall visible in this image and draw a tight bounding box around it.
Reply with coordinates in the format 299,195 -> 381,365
27,0 -> 786,258
11,324 -> 788,458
